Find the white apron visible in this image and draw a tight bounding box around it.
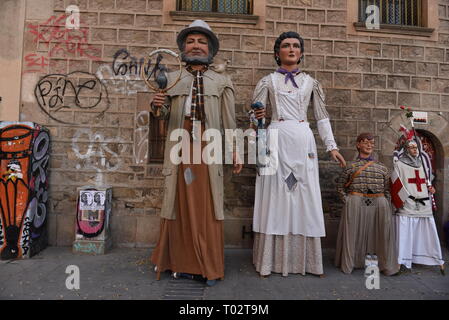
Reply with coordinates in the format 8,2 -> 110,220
252,74 -> 326,237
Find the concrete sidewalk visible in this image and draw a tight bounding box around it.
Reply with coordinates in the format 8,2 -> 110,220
1,246 -> 448,300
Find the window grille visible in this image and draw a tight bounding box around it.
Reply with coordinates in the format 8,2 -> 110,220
177,0 -> 253,15
359,0 -> 422,27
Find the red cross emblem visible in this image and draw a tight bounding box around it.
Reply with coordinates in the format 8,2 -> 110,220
408,170 -> 426,192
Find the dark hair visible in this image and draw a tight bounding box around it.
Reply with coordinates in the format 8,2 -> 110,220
273,31 -> 304,66
356,132 -> 374,143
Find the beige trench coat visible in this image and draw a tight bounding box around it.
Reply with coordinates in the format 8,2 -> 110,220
151,68 -> 236,220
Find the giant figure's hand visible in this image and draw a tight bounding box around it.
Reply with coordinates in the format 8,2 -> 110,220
330,149 -> 346,168
254,108 -> 265,120
233,152 -> 243,174
151,92 -> 166,108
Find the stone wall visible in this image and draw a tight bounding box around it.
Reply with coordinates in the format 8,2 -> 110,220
15,0 -> 449,248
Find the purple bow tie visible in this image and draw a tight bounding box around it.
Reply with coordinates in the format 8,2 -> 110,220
358,155 -> 374,161
276,68 -> 300,88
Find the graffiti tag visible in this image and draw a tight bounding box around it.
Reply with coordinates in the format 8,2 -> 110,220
34,71 -> 110,124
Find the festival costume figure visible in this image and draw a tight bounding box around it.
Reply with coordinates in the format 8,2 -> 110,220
251,32 -> 345,277
393,140 -> 444,272
150,20 -> 240,285
335,133 -> 399,275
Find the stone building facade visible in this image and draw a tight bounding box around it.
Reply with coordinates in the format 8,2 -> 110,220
0,0 -> 448,249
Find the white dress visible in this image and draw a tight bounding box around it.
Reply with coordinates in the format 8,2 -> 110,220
394,160 -> 444,269
252,72 -> 338,276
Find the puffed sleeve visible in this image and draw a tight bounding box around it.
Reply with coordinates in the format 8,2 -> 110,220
252,76 -> 269,107
313,79 -> 338,152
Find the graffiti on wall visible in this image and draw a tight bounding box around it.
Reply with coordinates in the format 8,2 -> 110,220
134,111 -> 149,165
24,11 -> 100,74
71,128 -> 129,184
24,53 -> 50,74
96,48 -> 166,95
96,64 -> 150,96
34,71 -> 110,124
112,49 -> 153,78
0,122 -> 50,259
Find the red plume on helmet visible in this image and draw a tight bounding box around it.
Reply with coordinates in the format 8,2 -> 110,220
399,124 -> 414,141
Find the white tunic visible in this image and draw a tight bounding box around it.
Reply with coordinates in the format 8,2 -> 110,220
252,72 -> 337,237
393,159 -> 444,267
395,215 -> 444,268
394,160 -> 433,217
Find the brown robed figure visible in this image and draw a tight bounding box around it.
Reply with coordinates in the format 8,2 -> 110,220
149,20 -> 242,286
335,133 -> 399,275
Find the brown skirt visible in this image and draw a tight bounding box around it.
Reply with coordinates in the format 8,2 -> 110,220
253,232 -> 324,276
335,194 -> 399,275
150,120 -> 224,281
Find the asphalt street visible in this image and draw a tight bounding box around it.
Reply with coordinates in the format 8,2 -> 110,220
1,246 -> 448,301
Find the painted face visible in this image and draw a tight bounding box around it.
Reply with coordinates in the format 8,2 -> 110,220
407,144 -> 419,157
277,38 -> 302,66
94,192 -> 105,205
184,33 -> 209,60
357,138 -> 374,156
81,192 -> 93,205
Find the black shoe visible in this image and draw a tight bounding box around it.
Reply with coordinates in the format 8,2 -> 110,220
399,264 -> 409,274
173,272 -> 194,279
